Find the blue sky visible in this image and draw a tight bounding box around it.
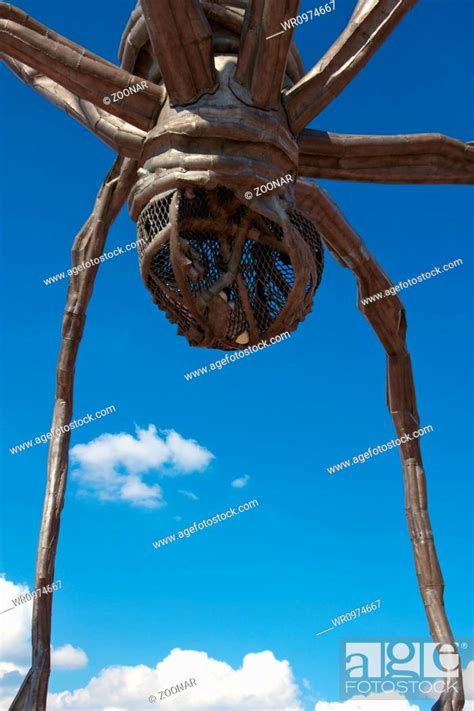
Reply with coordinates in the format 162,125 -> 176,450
1,1 -> 473,709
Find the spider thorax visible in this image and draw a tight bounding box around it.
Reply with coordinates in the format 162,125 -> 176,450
129,56 -> 324,350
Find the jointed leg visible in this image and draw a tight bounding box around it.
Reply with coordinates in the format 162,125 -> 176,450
296,179 -> 464,711
231,0 -> 300,109
1,56 -> 145,158
284,0 -> 419,133
118,1 -> 149,72
200,0 -> 305,84
298,129 -> 474,184
0,4 -> 164,130
10,157 -> 138,711
140,0 -> 217,106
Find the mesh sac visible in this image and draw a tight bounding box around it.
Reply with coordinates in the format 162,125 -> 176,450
137,187 -> 324,350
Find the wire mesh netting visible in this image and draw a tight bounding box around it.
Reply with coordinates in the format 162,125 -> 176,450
136,186 -> 324,350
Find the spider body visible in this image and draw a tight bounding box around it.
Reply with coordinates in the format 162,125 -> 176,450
135,180 -> 325,349
128,53 -> 324,350
130,54 -> 299,215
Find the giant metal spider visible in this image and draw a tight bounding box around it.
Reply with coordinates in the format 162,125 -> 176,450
1,1 -> 472,708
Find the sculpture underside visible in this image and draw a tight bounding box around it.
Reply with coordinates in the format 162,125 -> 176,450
0,1 -> 470,709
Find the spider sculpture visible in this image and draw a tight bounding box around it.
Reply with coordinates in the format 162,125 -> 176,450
1,0 -> 472,708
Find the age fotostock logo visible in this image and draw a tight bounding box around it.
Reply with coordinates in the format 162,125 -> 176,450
340,639 -> 471,700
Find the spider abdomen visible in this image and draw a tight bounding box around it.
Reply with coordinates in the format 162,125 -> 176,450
137,186 -> 324,350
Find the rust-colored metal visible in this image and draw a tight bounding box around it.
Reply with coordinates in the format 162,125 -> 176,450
298,129 -> 474,184
1,1 -> 469,709
140,0 -> 217,105
284,0 -> 420,133
231,0 -> 299,108
136,185 -> 323,348
9,157 -> 138,711
296,180 -> 465,710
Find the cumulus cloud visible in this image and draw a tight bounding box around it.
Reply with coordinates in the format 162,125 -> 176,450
47,648 -> 303,710
0,575 -> 89,709
0,663 -> 27,711
51,645 -> 88,670
462,661 -> 474,711
0,575 -> 31,667
231,475 -> 250,489
70,425 -> 214,508
315,697 -> 420,710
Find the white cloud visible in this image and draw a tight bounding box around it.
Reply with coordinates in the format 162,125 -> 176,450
0,575 -> 31,667
71,425 -> 214,508
178,489 -> 199,501
51,644 -> 88,670
315,697 -> 420,710
0,575 -> 89,709
463,661 -> 474,711
119,475 -> 163,509
0,664 -> 26,711
47,648 -> 303,710
165,431 -> 214,472
231,475 -> 250,489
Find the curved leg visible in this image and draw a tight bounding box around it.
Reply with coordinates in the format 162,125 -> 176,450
10,157 -> 138,711
0,4 -> 164,129
230,0 -> 299,109
118,1 -> 147,70
284,0 -> 418,133
296,179 -> 465,711
1,56 -> 145,158
140,0 -> 217,106
298,129 -> 474,184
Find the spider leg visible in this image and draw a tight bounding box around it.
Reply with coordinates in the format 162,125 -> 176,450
296,179 -> 465,711
201,0 -> 305,84
284,0 -> 418,134
298,129 -> 474,184
140,0 -> 217,106
230,0 -> 300,109
0,4 -> 164,130
118,1 -> 149,73
9,157 -> 138,711
1,56 -> 146,158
